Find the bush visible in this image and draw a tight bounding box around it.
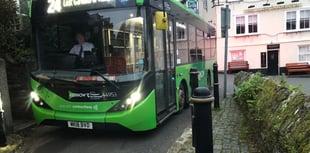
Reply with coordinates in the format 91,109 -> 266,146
234,72 -> 310,153
234,72 -> 263,113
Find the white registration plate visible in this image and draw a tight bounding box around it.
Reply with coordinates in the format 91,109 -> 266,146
67,121 -> 93,129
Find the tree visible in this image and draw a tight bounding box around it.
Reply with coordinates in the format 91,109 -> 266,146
0,0 -> 18,59
0,0 -> 34,63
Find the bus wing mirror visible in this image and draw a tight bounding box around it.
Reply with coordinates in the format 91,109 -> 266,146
155,11 -> 168,30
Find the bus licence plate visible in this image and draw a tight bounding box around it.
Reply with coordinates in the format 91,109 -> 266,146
67,121 -> 93,129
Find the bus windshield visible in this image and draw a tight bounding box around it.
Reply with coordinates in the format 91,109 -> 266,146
35,8 -> 146,80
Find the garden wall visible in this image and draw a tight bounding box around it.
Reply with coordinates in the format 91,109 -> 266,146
234,71 -> 310,153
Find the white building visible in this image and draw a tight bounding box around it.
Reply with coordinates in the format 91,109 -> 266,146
212,0 -> 310,75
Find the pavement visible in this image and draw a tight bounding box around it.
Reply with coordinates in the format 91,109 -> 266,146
167,73 -> 260,153
0,120 -> 35,153
166,97 -> 260,153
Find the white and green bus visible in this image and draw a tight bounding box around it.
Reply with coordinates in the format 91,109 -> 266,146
29,0 -> 216,131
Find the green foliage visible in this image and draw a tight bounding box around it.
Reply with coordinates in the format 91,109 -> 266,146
234,72 -> 263,111
0,0 -> 34,63
235,72 -> 310,153
0,0 -> 17,54
279,74 -> 303,91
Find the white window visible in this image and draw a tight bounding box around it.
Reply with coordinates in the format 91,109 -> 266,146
248,15 -> 257,33
299,45 -> 310,62
300,10 -> 310,29
230,50 -> 245,61
235,14 -> 258,35
236,16 -> 245,34
286,9 -> 310,31
286,11 -> 297,30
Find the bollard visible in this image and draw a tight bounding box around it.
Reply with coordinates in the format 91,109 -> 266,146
0,93 -> 6,147
189,67 -> 199,96
213,63 -> 220,108
190,87 -> 214,153
0,110 -> 6,147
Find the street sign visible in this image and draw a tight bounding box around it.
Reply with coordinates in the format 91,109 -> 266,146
221,7 -> 230,37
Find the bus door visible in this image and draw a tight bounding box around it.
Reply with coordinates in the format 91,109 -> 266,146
167,19 -> 176,108
153,14 -> 176,120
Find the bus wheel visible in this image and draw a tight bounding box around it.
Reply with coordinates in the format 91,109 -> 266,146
178,85 -> 185,110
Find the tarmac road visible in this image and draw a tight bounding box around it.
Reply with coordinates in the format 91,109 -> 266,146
17,109 -> 192,153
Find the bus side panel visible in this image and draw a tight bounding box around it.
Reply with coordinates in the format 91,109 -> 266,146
105,90 -> 157,131
175,62 -> 211,104
175,64 -> 191,109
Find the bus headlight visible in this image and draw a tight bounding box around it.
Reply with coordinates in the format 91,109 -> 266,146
30,91 -> 40,102
30,91 -> 52,109
126,91 -> 141,106
109,91 -> 142,112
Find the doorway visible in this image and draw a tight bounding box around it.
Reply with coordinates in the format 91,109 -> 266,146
267,50 -> 279,75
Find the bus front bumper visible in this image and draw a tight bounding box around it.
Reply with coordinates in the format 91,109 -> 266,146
31,92 -> 157,131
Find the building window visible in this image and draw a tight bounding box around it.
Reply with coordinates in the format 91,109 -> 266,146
286,9 -> 310,31
176,22 -> 187,40
230,50 -> 245,61
248,15 -> 257,33
236,16 -> 245,34
235,14 -> 258,35
261,52 -> 266,67
299,45 -> 310,62
286,11 -> 297,30
300,10 -> 310,29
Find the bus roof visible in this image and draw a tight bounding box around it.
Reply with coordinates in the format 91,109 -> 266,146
29,0 -> 215,35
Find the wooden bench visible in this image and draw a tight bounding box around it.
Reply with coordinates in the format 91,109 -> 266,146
228,61 -> 249,73
286,62 -> 310,75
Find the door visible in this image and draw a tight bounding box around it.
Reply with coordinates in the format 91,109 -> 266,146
153,14 -> 176,118
267,50 -> 279,75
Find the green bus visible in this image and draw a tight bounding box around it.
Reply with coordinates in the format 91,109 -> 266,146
29,0 -> 216,131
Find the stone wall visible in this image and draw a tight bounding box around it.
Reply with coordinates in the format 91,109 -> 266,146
234,72 -> 310,153
0,58 -> 13,133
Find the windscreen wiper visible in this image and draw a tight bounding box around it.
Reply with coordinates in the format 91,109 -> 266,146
90,70 -> 120,89
37,76 -> 94,89
49,77 -> 94,87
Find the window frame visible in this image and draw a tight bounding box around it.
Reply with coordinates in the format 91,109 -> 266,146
300,10 -> 310,29
176,21 -> 187,41
236,16 -> 245,35
298,45 -> 310,63
230,49 -> 246,61
235,14 -> 259,36
285,8 -> 310,32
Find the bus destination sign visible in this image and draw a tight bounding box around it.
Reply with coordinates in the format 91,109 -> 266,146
47,0 -> 135,14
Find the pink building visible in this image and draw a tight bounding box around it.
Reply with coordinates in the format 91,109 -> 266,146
213,0 -> 310,75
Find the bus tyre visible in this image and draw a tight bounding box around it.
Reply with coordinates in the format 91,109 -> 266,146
178,86 -> 185,111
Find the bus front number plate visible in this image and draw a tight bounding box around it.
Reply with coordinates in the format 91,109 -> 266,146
67,121 -> 93,129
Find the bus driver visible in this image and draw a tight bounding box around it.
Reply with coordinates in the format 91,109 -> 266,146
70,32 -> 94,58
